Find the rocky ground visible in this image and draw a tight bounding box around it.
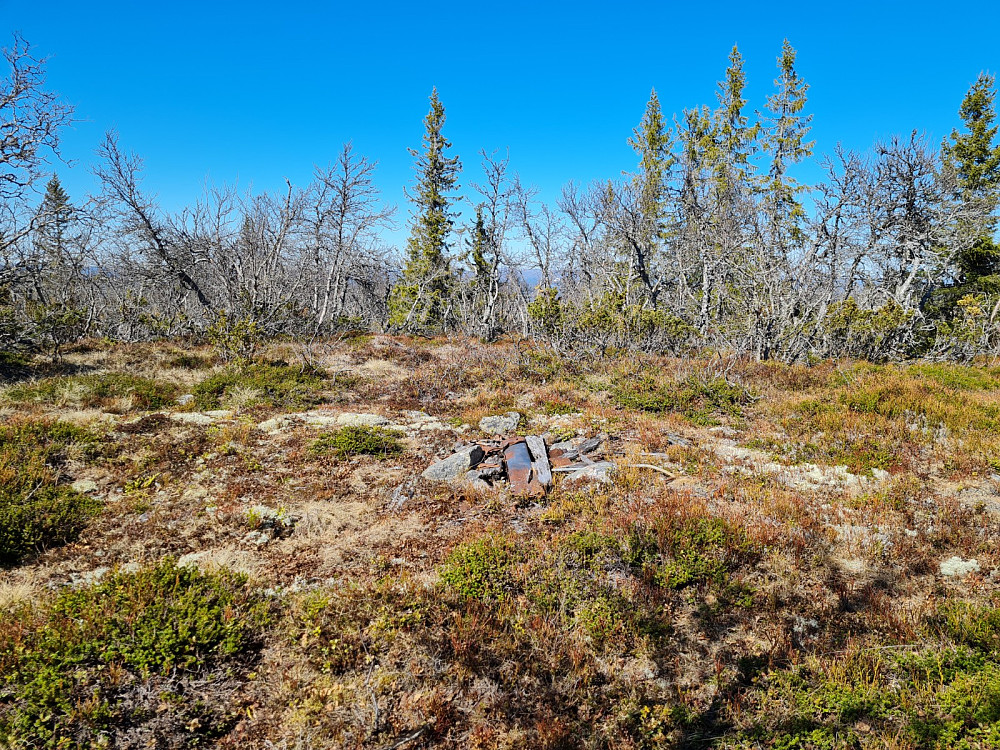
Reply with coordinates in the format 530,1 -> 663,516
3,337 -> 1000,748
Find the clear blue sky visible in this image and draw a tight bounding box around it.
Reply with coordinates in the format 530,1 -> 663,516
4,0 -> 998,246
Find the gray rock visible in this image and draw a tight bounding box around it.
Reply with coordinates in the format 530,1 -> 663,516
170,412 -> 216,425
203,410 -> 234,419
388,479 -> 417,511
422,446 -> 486,481
563,461 -> 616,485
549,441 -> 580,460
71,479 -> 99,494
476,463 -> 504,481
940,556 -> 981,578
177,394 -> 195,406
479,412 -> 521,434
463,471 -> 492,492
243,531 -> 272,547
871,467 -> 891,482
577,436 -> 603,454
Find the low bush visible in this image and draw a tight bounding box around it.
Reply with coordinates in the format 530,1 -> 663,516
192,362 -> 326,410
0,420 -> 101,564
4,373 -> 177,411
611,370 -> 754,425
309,424 -> 403,459
0,558 -> 270,747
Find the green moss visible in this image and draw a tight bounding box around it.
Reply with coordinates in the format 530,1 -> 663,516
0,559 -> 270,748
309,425 -> 403,459
192,362 -> 326,410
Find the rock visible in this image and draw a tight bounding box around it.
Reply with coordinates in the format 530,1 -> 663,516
940,556 -> 981,578
71,479 -> 99,494
72,567 -> 110,587
422,446 -> 486,481
871,467 -> 891,482
464,471 -> 492,492
479,412 -> 521,434
563,461 -> 616,485
549,441 -> 580,460
525,435 -> 552,488
577,436 -> 603,454
177,394 -> 195,406
388,479 -> 417,511
243,531 -> 272,547
203,410 -> 234,419
170,412 -> 215,425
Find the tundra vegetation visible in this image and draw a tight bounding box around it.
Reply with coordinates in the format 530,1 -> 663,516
2,32 -> 1000,750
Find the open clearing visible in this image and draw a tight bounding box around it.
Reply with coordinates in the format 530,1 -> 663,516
4,336 -> 1000,748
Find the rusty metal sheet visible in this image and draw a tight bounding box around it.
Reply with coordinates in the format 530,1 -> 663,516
525,435 -> 552,488
503,441 -> 533,495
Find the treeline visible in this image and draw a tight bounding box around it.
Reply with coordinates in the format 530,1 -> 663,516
2,34 -> 999,363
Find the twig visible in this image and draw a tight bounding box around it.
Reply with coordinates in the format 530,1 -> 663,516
624,464 -> 677,479
378,726 -> 428,750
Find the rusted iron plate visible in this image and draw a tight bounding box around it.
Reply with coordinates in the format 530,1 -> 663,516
504,441 -> 534,495
525,435 -> 552,488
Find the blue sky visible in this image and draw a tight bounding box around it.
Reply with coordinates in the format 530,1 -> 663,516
4,0 -> 998,246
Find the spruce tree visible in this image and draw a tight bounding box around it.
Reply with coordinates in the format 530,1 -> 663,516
628,88 -> 672,240
762,40 -> 814,252
388,88 -> 462,331
34,174 -> 76,265
621,89 -> 672,307
942,72 -> 1000,284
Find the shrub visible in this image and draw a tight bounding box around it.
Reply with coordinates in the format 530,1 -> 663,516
0,559 -> 270,747
626,516 -> 756,592
612,371 -> 754,425
309,424 -> 404,459
192,362 -> 326,410
439,536 -> 519,602
4,373 -> 178,411
0,420 -> 101,564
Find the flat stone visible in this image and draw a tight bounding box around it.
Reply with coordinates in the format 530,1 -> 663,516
422,446 -> 486,481
563,461 -> 616,485
171,412 -> 215,425
71,479 -> 99,494
577,437 -> 603,454
525,435 -> 552,488
549,441 -> 580,460
479,412 -> 521,434
940,556 -> 981,578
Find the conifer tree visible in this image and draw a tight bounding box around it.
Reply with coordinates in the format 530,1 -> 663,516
942,72 -> 1000,285
762,40 -> 814,253
612,89 -> 672,308
628,88 -> 672,241
388,88 -> 461,331
34,174 -> 75,265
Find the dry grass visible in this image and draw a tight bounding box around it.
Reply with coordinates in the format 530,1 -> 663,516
3,340 -> 1000,746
